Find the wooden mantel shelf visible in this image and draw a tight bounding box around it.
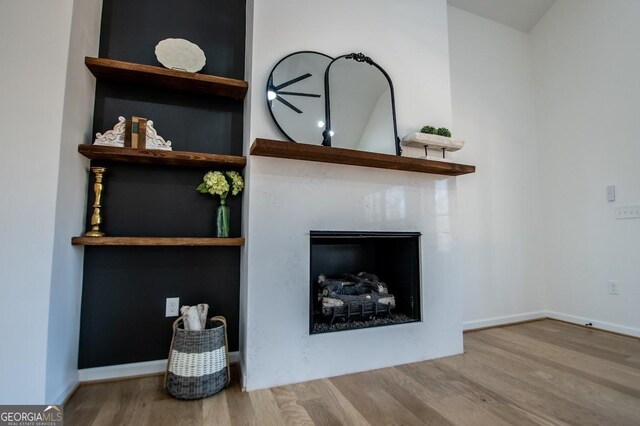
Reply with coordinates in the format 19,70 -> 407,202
250,138 -> 476,176
71,237 -> 245,247
85,57 -> 248,99
78,145 -> 246,168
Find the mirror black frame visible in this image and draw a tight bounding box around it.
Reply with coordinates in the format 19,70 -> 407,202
266,50 -> 334,143
322,53 -> 402,156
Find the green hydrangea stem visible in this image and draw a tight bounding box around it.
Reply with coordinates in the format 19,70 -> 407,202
216,202 -> 230,238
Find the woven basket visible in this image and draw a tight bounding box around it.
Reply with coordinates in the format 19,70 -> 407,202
165,315 -> 230,400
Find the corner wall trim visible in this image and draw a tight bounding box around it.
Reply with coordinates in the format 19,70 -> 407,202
78,352 -> 240,383
51,379 -> 80,405
238,352 -> 246,392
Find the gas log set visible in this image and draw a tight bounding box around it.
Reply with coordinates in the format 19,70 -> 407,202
310,232 -> 421,334
317,272 -> 396,324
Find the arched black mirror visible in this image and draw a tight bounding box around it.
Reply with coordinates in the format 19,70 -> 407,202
266,51 -> 333,144
323,53 -> 401,155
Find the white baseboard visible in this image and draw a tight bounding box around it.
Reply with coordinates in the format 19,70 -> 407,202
76,313 -> 638,385
463,311 -> 547,331
545,311 -> 640,338
79,352 -> 239,383
463,310 -> 640,338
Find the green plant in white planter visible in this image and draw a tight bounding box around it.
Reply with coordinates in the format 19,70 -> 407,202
420,125 -> 437,135
421,125 -> 452,138
197,171 -> 244,237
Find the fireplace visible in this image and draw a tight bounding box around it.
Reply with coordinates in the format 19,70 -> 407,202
309,231 -> 421,334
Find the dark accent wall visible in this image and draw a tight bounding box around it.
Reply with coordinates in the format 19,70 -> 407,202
79,0 -> 245,368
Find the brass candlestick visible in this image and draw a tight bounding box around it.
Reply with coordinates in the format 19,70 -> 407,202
85,167 -> 107,237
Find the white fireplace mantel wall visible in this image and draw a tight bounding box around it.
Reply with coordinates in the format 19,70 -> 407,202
242,0 -> 462,390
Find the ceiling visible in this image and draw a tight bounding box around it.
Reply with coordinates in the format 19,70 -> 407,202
447,0 -> 556,33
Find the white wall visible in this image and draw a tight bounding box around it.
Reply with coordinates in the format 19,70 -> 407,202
243,0 -> 462,391
0,0 -> 74,403
447,7 -> 544,328
532,0 -> 640,334
0,0 -> 99,403
450,0 -> 640,335
45,0 -> 101,403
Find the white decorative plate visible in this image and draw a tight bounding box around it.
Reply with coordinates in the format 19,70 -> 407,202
155,38 -> 206,73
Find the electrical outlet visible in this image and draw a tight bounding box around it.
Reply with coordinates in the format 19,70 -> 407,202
166,297 -> 180,317
616,205 -> 640,220
607,281 -> 619,295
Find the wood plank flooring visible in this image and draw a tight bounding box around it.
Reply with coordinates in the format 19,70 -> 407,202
65,320 -> 640,425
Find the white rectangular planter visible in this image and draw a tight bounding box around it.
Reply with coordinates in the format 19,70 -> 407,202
401,132 -> 465,152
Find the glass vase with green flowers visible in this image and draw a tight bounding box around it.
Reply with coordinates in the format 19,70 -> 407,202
196,171 -> 244,237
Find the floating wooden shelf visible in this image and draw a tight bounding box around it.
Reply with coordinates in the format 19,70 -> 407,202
250,138 -> 476,176
85,57 -> 248,99
71,237 -> 245,247
78,145 -> 246,168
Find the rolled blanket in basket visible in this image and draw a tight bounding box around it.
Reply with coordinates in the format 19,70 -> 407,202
197,304 -> 209,329
180,306 -> 202,331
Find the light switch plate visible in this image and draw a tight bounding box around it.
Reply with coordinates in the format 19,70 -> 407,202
607,185 -> 616,202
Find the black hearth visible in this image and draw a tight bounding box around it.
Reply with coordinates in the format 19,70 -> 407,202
310,231 -> 421,334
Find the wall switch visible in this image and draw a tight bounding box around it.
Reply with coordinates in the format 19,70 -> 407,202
615,205 -> 640,220
607,281 -> 619,295
607,185 -> 616,202
166,297 -> 180,317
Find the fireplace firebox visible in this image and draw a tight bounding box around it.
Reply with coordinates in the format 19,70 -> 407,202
310,231 -> 421,334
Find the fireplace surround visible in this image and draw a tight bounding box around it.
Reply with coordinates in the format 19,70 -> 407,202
242,153 -> 462,390
310,231 -> 421,334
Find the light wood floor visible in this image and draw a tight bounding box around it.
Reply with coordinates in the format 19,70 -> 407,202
65,319 -> 640,425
